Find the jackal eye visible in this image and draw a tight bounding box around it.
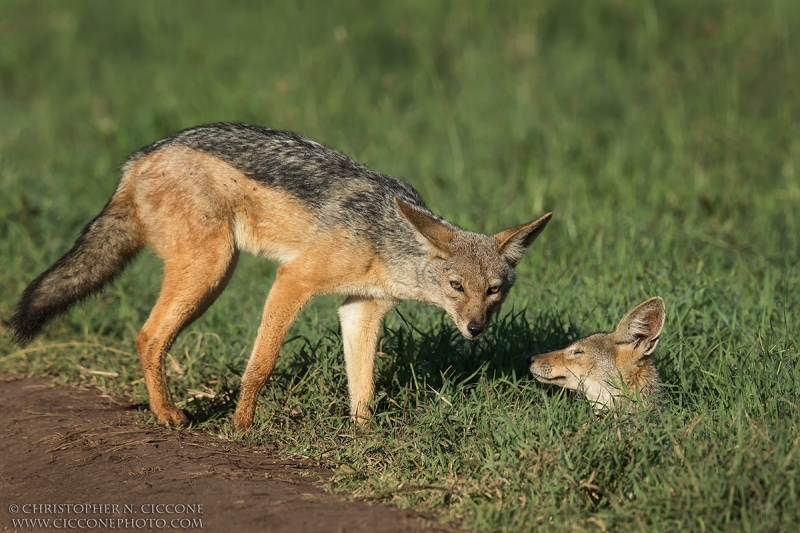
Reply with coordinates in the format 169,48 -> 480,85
450,281 -> 464,292
570,348 -> 585,357
487,286 -> 501,295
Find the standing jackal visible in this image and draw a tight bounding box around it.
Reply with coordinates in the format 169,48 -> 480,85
528,297 -> 665,409
11,123 -> 552,431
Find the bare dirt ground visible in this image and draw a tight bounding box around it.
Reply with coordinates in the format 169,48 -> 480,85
0,374 -> 460,532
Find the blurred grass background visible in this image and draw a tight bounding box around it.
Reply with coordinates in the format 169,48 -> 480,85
1,1 -> 798,531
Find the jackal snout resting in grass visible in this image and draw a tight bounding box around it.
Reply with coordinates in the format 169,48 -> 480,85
528,297 -> 665,409
10,123 -> 552,431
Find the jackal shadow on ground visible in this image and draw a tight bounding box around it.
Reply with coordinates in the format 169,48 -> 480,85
173,307 -> 584,425
376,307 -> 583,393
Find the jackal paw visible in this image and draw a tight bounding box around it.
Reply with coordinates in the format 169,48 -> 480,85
153,408 -> 189,427
350,409 -> 373,425
233,408 -> 255,432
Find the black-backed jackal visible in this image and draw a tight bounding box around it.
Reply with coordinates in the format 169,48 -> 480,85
11,123 -> 551,430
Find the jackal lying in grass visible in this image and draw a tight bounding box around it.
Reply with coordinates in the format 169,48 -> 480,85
528,297 -> 665,409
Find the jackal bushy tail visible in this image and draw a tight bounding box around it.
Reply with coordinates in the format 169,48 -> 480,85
11,196 -> 144,345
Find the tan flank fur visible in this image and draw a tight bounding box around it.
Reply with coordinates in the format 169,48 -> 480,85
11,123 -> 552,431
528,297 -> 665,409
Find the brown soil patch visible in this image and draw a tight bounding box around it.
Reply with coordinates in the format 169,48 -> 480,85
0,374 -> 460,532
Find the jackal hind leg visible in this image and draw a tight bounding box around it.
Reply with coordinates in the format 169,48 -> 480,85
136,246 -> 238,426
233,263 -> 315,431
338,296 -> 397,423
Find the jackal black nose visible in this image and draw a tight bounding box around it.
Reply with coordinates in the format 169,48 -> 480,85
526,354 -> 533,365
467,322 -> 484,337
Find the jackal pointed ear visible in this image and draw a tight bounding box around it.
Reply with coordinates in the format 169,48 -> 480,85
614,297 -> 665,356
394,197 -> 455,256
493,213 -> 552,267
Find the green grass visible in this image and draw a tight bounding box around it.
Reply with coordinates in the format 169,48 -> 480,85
1,0 -> 799,531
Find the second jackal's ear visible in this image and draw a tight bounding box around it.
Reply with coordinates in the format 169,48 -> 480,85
394,198 -> 455,256
614,297 -> 665,356
493,213 -> 552,267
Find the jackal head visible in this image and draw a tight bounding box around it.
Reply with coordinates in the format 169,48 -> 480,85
528,297 -> 665,409
395,198 -> 551,340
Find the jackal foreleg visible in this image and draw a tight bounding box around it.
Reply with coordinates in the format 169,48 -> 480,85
234,264 -> 313,431
338,296 -> 397,423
